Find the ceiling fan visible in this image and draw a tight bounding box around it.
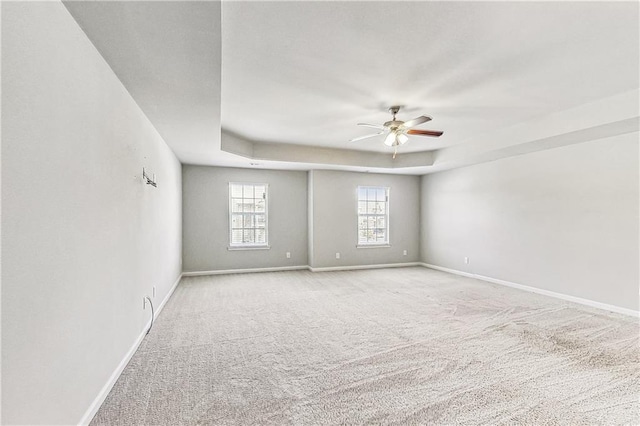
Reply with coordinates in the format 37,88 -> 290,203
350,106 -> 443,158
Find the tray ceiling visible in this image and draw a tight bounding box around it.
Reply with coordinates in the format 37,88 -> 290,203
64,1 -> 639,174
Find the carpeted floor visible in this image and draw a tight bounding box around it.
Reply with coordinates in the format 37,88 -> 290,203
91,267 -> 639,425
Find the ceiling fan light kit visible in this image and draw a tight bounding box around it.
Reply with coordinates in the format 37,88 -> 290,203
350,106 -> 443,158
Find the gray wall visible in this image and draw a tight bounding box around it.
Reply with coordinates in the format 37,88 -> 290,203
182,167 -> 420,271
2,3 -> 182,424
421,133 -> 639,311
182,166 -> 308,271
309,170 -> 420,268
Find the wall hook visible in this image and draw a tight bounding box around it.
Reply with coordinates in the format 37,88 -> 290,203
142,167 -> 157,187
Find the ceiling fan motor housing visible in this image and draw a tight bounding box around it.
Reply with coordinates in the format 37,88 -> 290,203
383,120 -> 404,130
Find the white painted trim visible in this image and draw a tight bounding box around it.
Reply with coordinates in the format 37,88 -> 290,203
184,263 -> 423,276
78,321 -> 150,426
309,262 -> 420,272
227,245 -> 270,251
421,263 -> 639,318
78,273 -> 183,426
156,272 -> 183,315
183,265 -> 308,277
420,263 -> 476,278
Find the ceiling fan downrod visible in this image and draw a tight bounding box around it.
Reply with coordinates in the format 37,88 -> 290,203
389,106 -> 400,121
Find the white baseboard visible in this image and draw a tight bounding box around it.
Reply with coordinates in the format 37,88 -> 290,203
421,263 -> 639,318
78,272 -> 183,426
309,262 -> 420,272
420,263 -> 476,278
183,263 -> 423,276
182,265 -> 308,277
156,272 -> 183,314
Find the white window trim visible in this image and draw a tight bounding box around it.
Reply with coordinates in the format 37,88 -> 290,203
356,186 -> 390,248
227,245 -> 271,251
228,182 -> 270,249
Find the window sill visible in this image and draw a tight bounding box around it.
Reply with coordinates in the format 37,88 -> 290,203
356,244 -> 391,249
228,245 -> 271,251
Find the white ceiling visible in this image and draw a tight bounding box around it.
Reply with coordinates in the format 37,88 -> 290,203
63,1 -> 222,165
64,1 -> 639,174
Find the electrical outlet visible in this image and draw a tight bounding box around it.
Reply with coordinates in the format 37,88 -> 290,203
403,250 -> 407,256
464,257 -> 469,264
152,286 -> 156,298
286,252 -> 291,259
336,252 -> 341,259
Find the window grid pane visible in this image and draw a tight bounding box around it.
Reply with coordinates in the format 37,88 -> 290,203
230,183 -> 268,246
357,186 -> 389,245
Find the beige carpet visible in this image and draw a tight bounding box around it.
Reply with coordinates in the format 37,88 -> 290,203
91,267 -> 639,425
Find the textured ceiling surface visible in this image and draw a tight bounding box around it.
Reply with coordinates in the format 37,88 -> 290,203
65,1 -> 638,173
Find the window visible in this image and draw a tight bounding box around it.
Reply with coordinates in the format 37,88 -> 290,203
229,183 -> 268,248
357,186 -> 389,246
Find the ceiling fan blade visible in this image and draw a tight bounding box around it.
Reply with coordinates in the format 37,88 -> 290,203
401,115 -> 432,129
407,129 -> 444,137
349,131 -> 384,142
384,132 -> 397,147
357,123 -> 385,129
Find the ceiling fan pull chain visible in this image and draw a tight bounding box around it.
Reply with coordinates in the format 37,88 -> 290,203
393,146 -> 397,159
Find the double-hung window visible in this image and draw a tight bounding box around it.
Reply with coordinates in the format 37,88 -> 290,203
357,186 -> 389,246
229,183 -> 268,248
